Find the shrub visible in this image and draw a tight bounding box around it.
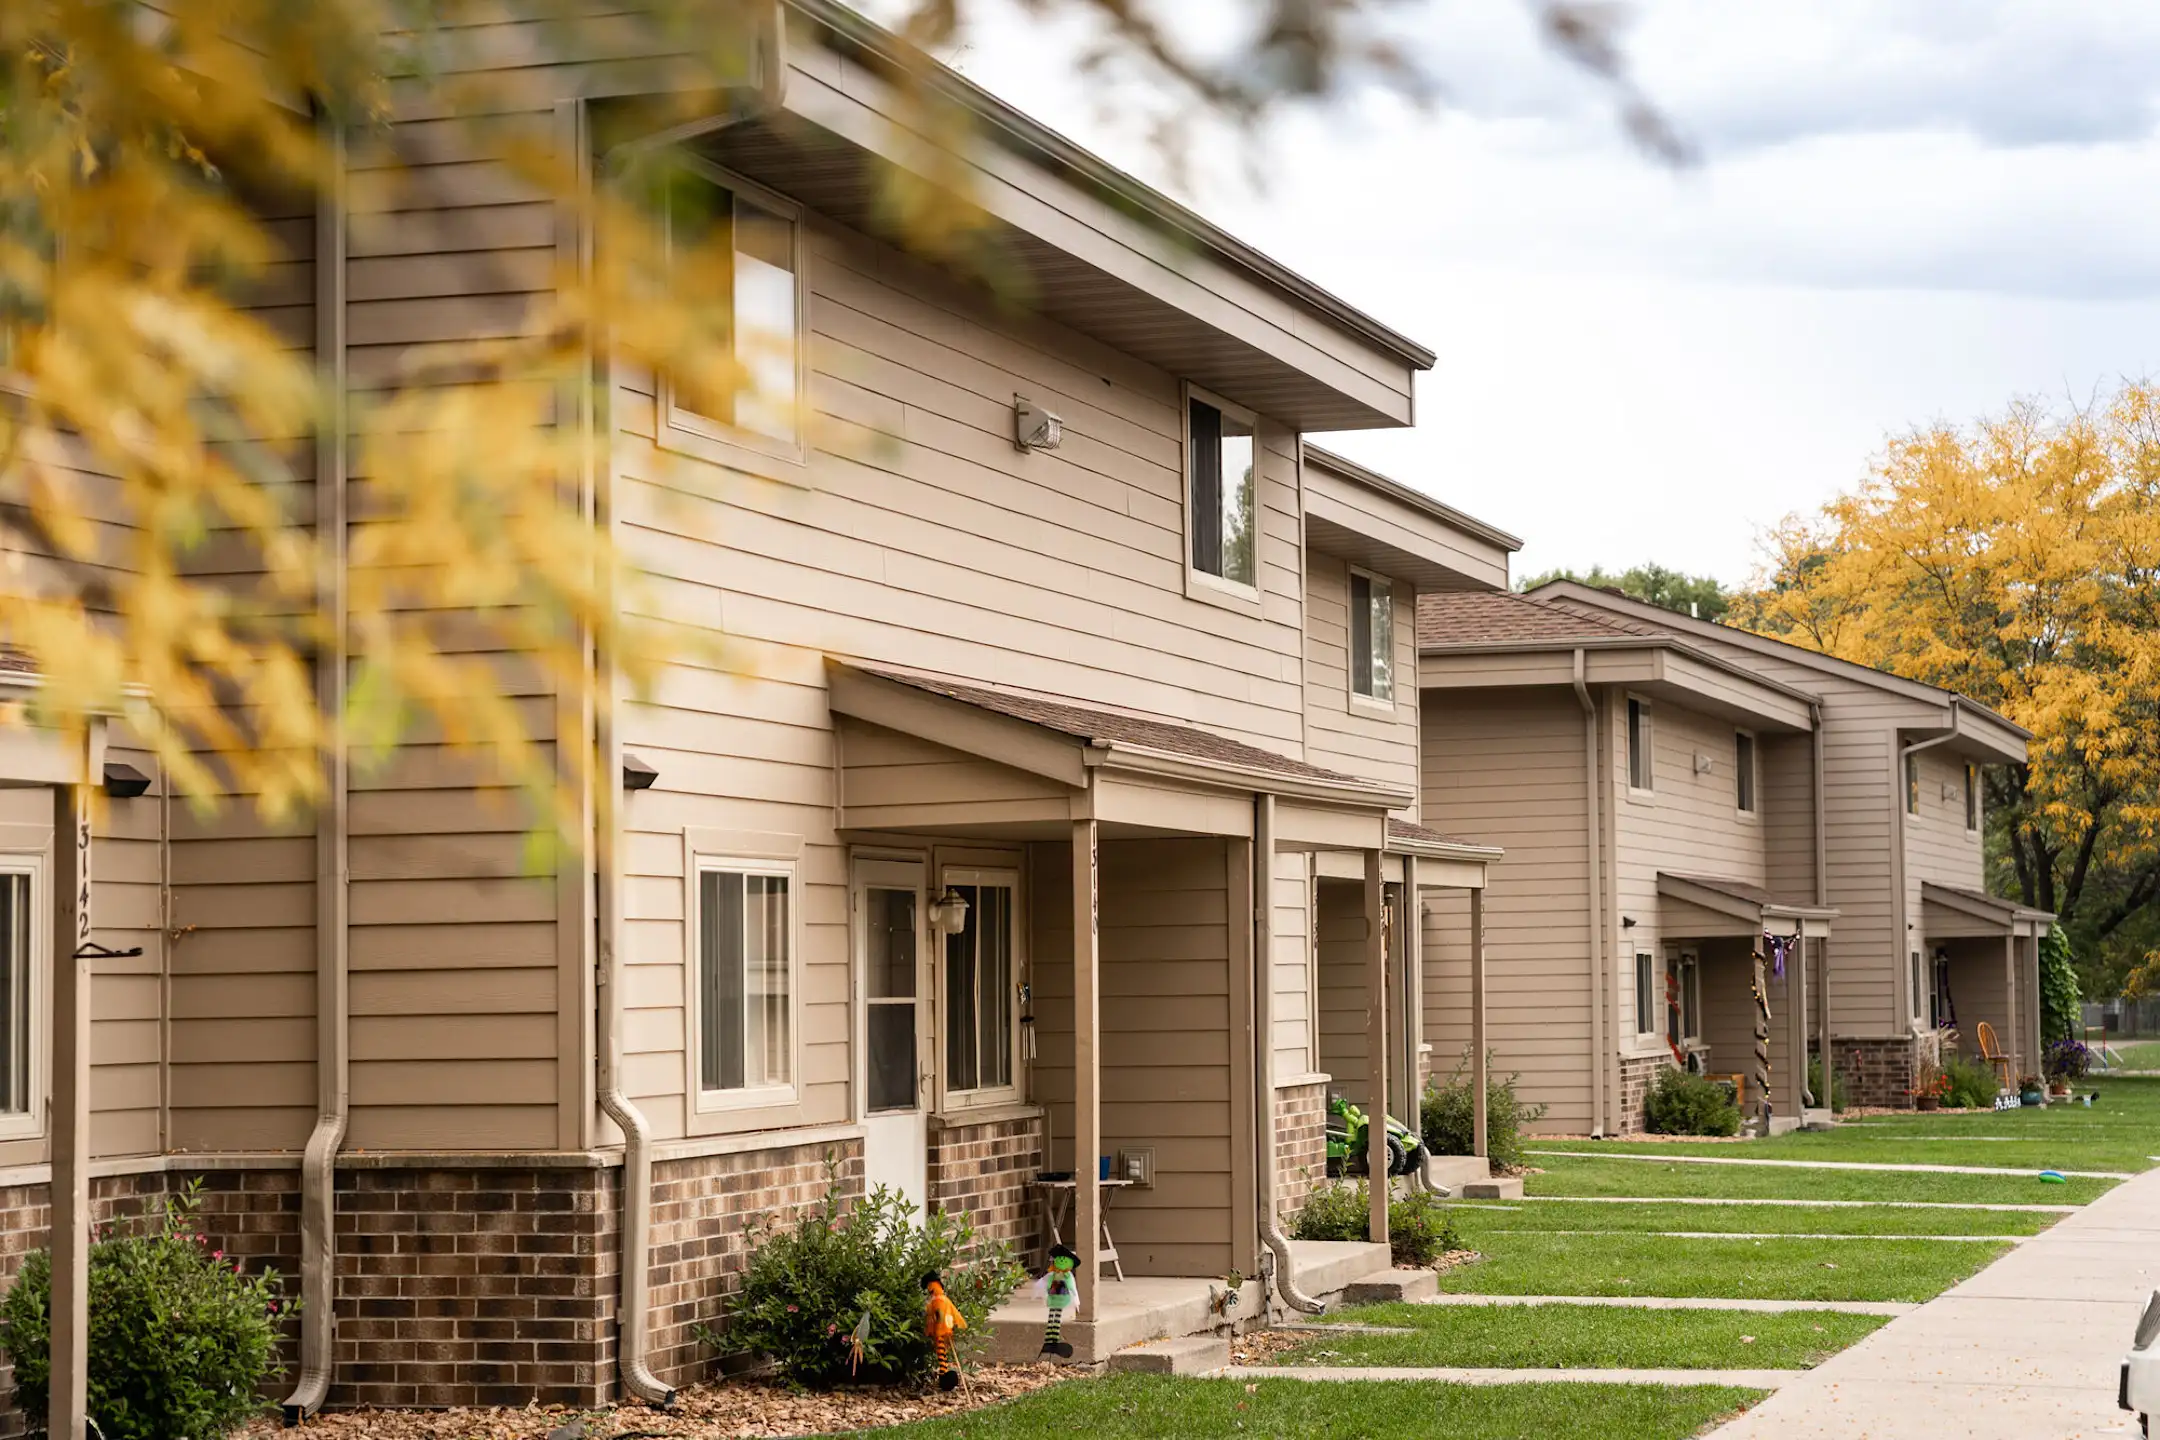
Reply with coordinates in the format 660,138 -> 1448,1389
1422,1051 -> 1548,1170
710,1170 -> 1024,1388
1940,1053 -> 2000,1108
2044,1037 -> 2093,1083
0,1179 -> 288,1440
1806,1056 -> 1849,1112
1288,1181 -> 1462,1268
2039,929 -> 2082,1045
1644,1065 -> 1742,1136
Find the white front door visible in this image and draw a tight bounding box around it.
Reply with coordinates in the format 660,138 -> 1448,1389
856,859 -> 929,1213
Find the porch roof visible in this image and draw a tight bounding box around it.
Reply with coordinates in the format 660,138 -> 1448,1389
826,661 -> 1414,840
1922,881 -> 2054,938
1386,818 -> 1501,862
1658,871 -> 1837,940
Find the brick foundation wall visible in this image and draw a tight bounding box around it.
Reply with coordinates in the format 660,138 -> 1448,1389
1274,1081 -> 1327,1221
1834,1036 -> 1925,1109
646,1140 -> 862,1390
928,1116 -> 1043,1271
1615,1055 -> 1667,1135
0,1167 -> 303,1439
333,1164 -> 617,1410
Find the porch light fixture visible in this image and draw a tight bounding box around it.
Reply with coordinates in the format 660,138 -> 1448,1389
1013,395 -> 1064,453
1694,752 -> 1715,774
622,753 -> 659,791
102,762 -> 152,799
929,887 -> 971,935
1622,915 -> 1637,929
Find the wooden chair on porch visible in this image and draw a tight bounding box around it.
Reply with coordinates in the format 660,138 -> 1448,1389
1976,1021 -> 2014,1093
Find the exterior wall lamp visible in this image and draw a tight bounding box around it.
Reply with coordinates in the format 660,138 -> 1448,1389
929,887 -> 971,935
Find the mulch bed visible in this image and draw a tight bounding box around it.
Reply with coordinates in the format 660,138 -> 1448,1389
249,1365 -> 1070,1440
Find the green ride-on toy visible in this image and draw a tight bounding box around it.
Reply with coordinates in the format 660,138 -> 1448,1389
1325,1091 -> 1426,1178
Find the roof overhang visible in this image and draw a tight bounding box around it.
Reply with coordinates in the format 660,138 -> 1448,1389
1419,641 -> 1815,733
1658,872 -> 1837,940
1921,881 -> 2054,939
591,2 -> 1431,433
1301,447 -> 1517,593
1388,818 -> 1501,890
1901,701 -> 2029,767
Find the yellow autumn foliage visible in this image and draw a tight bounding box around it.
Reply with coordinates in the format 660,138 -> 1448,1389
1736,384 -> 2160,987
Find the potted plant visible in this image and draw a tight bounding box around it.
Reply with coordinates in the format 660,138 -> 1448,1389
1912,1065 -> 1950,1112
2017,1073 -> 2046,1107
2044,1037 -> 2092,1097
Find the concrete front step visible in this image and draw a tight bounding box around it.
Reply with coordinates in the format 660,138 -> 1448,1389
1342,1268 -> 1438,1305
1460,1175 -> 1524,1199
1108,1333 -> 1230,1376
1425,1154 -> 1494,1192
1288,1239 -> 1395,1302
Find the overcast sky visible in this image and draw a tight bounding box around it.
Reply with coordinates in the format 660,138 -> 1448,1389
875,0 -> 2160,585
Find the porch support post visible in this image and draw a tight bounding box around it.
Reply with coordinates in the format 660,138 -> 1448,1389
1071,817 -> 1102,1299
2003,931 -> 2020,1078
1400,857 -> 1421,1123
1471,885 -> 1488,1158
1790,936 -> 1810,1116
1817,937 -> 1832,1104
1364,848 -> 1388,1246
51,777 -> 92,1440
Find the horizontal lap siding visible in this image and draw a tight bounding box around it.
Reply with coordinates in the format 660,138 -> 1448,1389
1303,550 -> 1420,805
1314,879 -> 1368,1105
615,215 -> 1309,1144
1420,691 -> 1592,1132
92,762 -> 163,1159
1097,838 -> 1233,1277
1271,851 -> 1315,1079
340,113 -> 565,1149
1762,733 -> 1817,905
1908,748 -> 1985,924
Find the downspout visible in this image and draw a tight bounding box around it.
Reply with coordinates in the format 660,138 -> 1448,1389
1572,650 -> 1606,1138
1252,792 -> 1324,1314
583,95 -> 676,1409
284,113 -> 350,1425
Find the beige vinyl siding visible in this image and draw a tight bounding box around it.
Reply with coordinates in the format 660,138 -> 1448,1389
163,179 -> 321,1155
612,208 -> 1320,1141
1314,879 -> 1366,1103
1692,938 -> 1798,1105
1762,733 -> 1817,904
1907,747 -> 1986,931
338,113 -> 567,1149
1419,691 -> 1593,1131
1032,837 -> 1235,1276
1940,937 -> 2010,1061
1271,850 -> 1316,1079
90,750 -> 164,1159
1302,550 -> 1420,806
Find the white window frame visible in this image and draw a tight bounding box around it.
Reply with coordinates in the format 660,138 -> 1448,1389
0,853 -> 45,1144
1909,949 -> 1927,1026
1626,694 -> 1655,795
1181,382 -> 1263,612
1964,763 -> 1979,832
1634,951 -> 1657,1038
1347,565 -> 1397,711
1734,729 -> 1758,818
688,849 -> 804,1117
936,865 -> 1024,1112
654,154 -> 811,474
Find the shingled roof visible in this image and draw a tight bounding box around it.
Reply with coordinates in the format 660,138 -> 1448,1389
1417,591 -> 1665,649
853,664 -> 1381,791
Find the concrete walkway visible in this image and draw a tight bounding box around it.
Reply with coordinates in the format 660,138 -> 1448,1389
1533,1150 -> 2132,1179
1225,1364 -> 1797,1388
1707,1163 -> 2160,1439
1479,1228 -> 2026,1242
1415,1294 -> 1918,1317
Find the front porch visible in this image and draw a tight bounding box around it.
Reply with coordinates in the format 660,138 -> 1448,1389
1923,882 -> 2052,1080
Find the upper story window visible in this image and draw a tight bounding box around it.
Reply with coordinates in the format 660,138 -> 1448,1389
694,857 -> 797,1109
662,159 -> 803,454
0,861 -> 43,1142
1186,388 -> 1257,591
1349,569 -> 1394,704
1905,754 -> 1921,816
1964,763 -> 1979,832
1735,730 -> 1757,814
1626,696 -> 1654,792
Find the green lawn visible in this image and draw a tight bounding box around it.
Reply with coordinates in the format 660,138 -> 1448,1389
1283,1302 -> 1885,1370
1432,1230 -> 2009,1302
834,1375 -> 1763,1439
1524,1154 -> 2117,1206
2103,1039 -> 2160,1070
1455,1199 -> 2057,1236
1528,1134 -> 2147,1172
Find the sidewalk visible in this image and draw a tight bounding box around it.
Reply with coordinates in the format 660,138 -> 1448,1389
1707,1166 -> 2160,1439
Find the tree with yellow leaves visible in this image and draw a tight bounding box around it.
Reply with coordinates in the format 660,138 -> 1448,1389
0,0 -> 1669,840
1736,384 -> 2160,994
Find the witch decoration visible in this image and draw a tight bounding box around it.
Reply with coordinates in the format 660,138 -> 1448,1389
922,1271 -> 968,1391
1761,930 -> 1797,980
1037,1243 -> 1080,1358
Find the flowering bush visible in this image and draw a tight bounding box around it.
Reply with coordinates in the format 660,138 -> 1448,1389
1912,1065 -> 1952,1101
0,1179 -> 288,1440
704,1165 -> 1022,1388
2044,1038 -> 2093,1083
